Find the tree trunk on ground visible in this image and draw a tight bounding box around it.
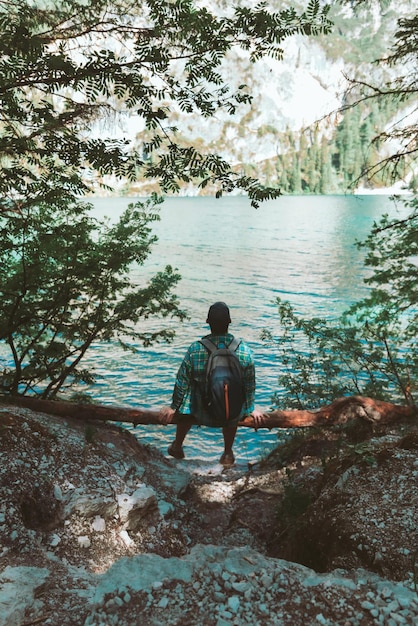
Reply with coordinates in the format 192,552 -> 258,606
2,394 -> 417,429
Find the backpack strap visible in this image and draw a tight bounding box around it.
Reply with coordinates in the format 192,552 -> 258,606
199,338 -> 217,353
228,336 -> 241,353
199,336 -> 241,353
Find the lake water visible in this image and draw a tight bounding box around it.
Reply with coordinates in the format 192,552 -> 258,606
85,194 -> 403,465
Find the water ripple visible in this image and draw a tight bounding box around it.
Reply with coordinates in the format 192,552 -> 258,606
81,195 -> 398,462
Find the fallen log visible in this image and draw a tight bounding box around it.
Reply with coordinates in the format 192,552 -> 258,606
1,394 -> 417,429
261,395 -> 418,428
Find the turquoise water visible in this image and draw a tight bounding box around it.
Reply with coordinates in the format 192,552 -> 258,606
82,195 -> 406,464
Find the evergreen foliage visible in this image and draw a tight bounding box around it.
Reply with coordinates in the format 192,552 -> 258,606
246,97 -> 403,194
239,1 -> 417,195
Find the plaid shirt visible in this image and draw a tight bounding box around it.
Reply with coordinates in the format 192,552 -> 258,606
171,333 -> 256,426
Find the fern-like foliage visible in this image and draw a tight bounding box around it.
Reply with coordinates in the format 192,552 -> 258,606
0,0 -> 333,204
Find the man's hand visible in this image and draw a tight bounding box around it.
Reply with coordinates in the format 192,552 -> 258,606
251,408 -> 265,429
159,406 -> 176,424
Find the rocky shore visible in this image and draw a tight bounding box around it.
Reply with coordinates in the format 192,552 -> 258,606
0,403 -> 417,625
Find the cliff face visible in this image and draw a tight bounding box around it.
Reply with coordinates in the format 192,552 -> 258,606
1,404 -> 417,625
112,0 -> 415,196
177,36 -> 346,165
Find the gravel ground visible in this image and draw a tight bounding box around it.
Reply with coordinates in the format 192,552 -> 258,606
0,404 -> 417,625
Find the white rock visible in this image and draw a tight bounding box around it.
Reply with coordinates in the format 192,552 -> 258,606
158,500 -> 174,516
66,489 -> 118,519
152,581 -> 163,589
117,485 -> 157,530
0,566 -> 49,626
119,529 -> 134,547
77,535 -> 91,548
91,516 -> 106,532
232,581 -> 250,594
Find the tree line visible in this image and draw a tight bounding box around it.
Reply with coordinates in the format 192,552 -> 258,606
246,97 -> 411,194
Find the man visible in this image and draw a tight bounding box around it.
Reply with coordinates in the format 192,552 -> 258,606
160,301 -> 264,466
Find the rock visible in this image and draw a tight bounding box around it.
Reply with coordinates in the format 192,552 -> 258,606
117,485 -> 157,530
66,490 -> 118,519
78,535 -> 91,548
0,566 -> 50,626
91,516 -> 106,532
54,483 -> 63,500
119,529 -> 133,547
227,595 -> 240,612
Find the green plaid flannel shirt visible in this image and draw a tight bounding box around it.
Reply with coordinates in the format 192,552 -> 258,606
170,333 -> 256,426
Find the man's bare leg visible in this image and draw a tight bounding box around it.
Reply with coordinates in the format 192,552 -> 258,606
220,425 -> 237,466
175,421 -> 192,447
168,420 -> 192,459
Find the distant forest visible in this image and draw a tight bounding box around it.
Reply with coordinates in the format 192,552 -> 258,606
243,0 -> 415,194
244,98 -> 410,194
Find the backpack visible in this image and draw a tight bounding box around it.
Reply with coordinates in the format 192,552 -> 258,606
199,336 -> 245,425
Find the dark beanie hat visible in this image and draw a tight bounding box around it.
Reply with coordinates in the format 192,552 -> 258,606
206,301 -> 231,325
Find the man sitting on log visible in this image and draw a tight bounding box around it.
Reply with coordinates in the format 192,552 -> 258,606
160,301 -> 264,467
